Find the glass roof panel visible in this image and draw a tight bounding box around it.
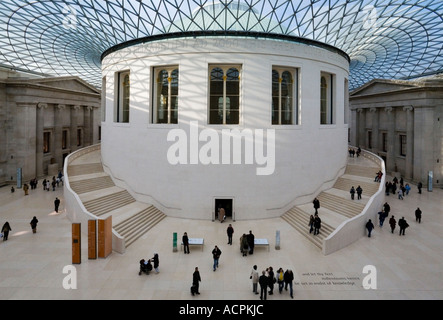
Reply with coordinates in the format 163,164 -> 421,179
0,0 -> 442,90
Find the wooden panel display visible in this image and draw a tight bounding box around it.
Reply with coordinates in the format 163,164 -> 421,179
98,216 -> 112,258
88,220 -> 97,260
72,223 -> 81,264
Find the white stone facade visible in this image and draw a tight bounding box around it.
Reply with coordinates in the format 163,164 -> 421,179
101,37 -> 350,220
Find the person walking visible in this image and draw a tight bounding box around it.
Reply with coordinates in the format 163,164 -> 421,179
284,269 -> 294,299
227,224 -> 234,245
250,265 -> 259,295
398,217 -> 409,236
212,245 -> 222,271
54,197 -> 61,213
415,208 -> 422,223
30,216 -> 39,234
247,230 -> 255,255
276,267 -> 285,294
309,214 -> 315,234
356,185 -> 363,200
151,253 -> 160,273
389,215 -> 397,234
366,219 -> 375,237
313,197 -> 320,214
191,267 -> 201,296
417,182 -> 422,194
397,188 -> 404,200
182,232 -> 190,254
267,266 -> 275,295
23,183 -> 29,196
240,234 -> 249,257
313,213 -> 321,235
378,211 -> 386,227
259,271 -> 268,300
350,186 -> 356,200
1,222 -> 12,241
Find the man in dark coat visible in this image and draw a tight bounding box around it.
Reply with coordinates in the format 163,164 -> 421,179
389,215 -> 397,234
247,230 -> 255,254
259,271 -> 268,300
415,208 -> 422,223
182,232 -> 190,254
226,224 -> 234,245
54,197 -> 60,213
313,197 -> 320,214
313,214 -> 321,235
366,219 -> 375,237
192,267 -> 201,295
398,217 -> 409,236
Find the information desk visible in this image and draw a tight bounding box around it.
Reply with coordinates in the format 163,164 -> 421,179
181,238 -> 204,251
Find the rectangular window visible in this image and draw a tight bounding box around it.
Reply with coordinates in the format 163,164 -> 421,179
382,132 -> 388,152
320,72 -> 335,125
272,67 -> 299,125
115,71 -> 130,123
368,131 -> 372,149
98,126 -> 101,141
153,66 -> 179,124
77,128 -> 82,147
62,130 -> 68,150
209,65 -> 241,125
43,132 -> 51,154
400,134 -> 407,156
102,76 -> 106,122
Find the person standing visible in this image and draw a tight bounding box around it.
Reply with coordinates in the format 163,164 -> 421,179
151,253 -> 159,273
227,224 -> 234,245
267,266 -> 275,295
313,214 -> 321,235
378,211 -> 386,227
247,230 -> 255,255
276,267 -> 285,294
398,217 -> 409,236
313,197 -> 320,214
284,269 -> 294,299
350,186 -> 356,200
182,232 -> 190,254
415,208 -> 422,223
54,197 -> 61,213
250,265 -> 259,295
218,207 -> 225,223
192,267 -> 201,296
417,182 -> 422,194
30,216 -> 39,234
309,214 -> 315,234
23,183 -> 29,196
356,185 -> 363,200
389,215 -> 397,234
1,222 -> 12,241
366,219 -> 375,237
212,245 -> 222,271
259,271 -> 268,300
240,234 -> 249,257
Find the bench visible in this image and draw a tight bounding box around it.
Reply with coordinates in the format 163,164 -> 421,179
254,238 -> 269,251
181,238 -> 204,251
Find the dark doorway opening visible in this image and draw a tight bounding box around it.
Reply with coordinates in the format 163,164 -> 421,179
215,199 -> 233,221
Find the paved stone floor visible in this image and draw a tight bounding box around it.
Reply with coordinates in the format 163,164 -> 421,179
0,175 -> 442,301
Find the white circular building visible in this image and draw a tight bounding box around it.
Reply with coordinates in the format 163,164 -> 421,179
101,3 -> 350,221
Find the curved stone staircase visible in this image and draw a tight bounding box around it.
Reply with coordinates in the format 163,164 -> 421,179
282,156 -> 381,251
67,153 -> 166,250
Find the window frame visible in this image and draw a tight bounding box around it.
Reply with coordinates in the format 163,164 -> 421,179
320,72 -> 335,125
115,70 -> 130,123
272,67 -> 299,126
152,66 -> 179,125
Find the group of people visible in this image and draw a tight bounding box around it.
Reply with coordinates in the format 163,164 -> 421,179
348,147 -> 361,158
309,198 -> 322,235
1,217 -> 39,241
385,176 -> 413,199
139,253 -> 160,275
239,230 -> 255,256
250,265 -> 295,300
350,185 -> 363,200
366,201 -> 423,237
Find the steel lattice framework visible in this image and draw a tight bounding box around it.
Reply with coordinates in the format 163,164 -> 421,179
1,0 -> 442,90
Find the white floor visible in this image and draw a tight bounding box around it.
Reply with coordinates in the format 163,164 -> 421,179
0,176 -> 442,300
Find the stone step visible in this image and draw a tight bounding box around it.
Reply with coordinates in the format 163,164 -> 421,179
69,175 -> 115,194
83,190 -> 136,217
68,163 -> 104,176
333,177 -> 380,196
317,192 -> 365,218
345,165 -> 380,179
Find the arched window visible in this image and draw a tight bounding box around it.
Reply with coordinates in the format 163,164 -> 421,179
153,67 -> 179,124
320,72 -> 335,125
272,68 -> 297,125
115,71 -> 130,123
209,65 -> 241,125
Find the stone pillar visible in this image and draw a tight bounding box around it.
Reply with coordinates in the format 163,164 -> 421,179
70,106 -> 80,153
370,107 -> 379,152
15,103 -> 37,182
350,109 -> 358,146
36,103 -> 47,178
413,107 -> 434,184
385,107 -> 396,173
54,105 -> 65,168
357,108 -> 366,148
403,106 -> 414,180
83,106 -> 92,146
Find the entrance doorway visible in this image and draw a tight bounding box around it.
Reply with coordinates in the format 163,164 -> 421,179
214,198 -> 234,222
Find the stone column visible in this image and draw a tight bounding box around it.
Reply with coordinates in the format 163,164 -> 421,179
413,107 -> 434,184
357,108 -> 366,147
54,105 -> 65,168
70,106 -> 80,153
350,109 -> 358,146
385,107 -> 396,173
403,106 -> 414,180
83,106 -> 92,146
36,103 -> 47,178
369,107 -> 379,152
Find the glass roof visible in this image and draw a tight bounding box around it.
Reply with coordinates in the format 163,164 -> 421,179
1,0 -> 442,90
